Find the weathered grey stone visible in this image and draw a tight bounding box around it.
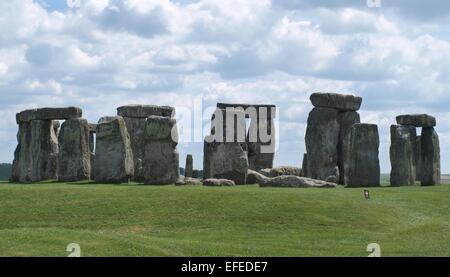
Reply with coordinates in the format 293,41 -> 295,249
185,154 -> 194,178
344,124 -> 380,187
58,118 -> 91,181
259,175 -> 337,188
247,169 -> 269,184
337,111 -> 360,184
246,110 -> 276,171
143,116 -> 179,185
204,141 -> 248,185
259,166 -> 302,177
11,122 -> 33,182
16,107 -> 82,123
94,116 -> 134,183
98,116 -> 118,124
117,105 -> 175,118
119,105 -> 176,181
175,176 -> 202,186
390,125 -> 415,186
415,135 -> 422,182
217,103 -> 276,171
121,116 -> 146,181
203,178 -> 236,187
396,114 -> 436,128
305,107 -> 340,181
204,108 -> 249,184
301,153 -> 308,177
420,127 -> 440,186
28,120 -> 59,182
310,92 -> 362,111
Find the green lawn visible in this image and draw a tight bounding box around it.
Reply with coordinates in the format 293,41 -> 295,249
0,181 -> 449,257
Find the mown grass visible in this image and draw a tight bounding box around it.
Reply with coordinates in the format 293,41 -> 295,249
0,181 -> 449,257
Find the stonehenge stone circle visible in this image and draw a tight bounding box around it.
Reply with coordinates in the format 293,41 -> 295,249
58,118 -> 91,182
396,114 -> 436,128
305,107 -> 340,181
344,124 -> 380,187
420,127 -> 440,186
143,115 -> 179,185
259,175 -> 337,188
94,116 -> 134,183
185,154 -> 194,178
310,92 -> 362,111
117,105 -> 175,181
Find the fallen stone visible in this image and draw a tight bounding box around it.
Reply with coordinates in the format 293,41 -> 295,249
259,175 -> 337,188
175,176 -> 202,186
396,114 -> 436,128
420,127 -> 440,186
343,124 -> 380,187
247,169 -> 269,184
203,178 -> 236,187
259,166 -> 302,178
310,92 -> 362,111
305,107 -> 340,181
390,125 -> 415,186
94,116 -> 134,183
117,105 -> 175,118
16,107 -> 82,123
143,116 -> 179,185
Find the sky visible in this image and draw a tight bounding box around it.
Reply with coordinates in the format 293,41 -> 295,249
1,0 -> 450,172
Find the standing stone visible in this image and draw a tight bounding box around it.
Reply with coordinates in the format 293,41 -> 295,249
29,120 -> 59,182
305,107 -> 340,181
415,135 -> 422,182
390,125 -> 415,186
143,116 -> 179,185
117,105 -> 175,181
344,124 -> 380,187
11,122 -> 32,182
94,116 -> 134,183
246,107 -> 276,171
301,153 -> 308,177
337,111 -> 360,184
58,118 -> 91,181
204,108 -> 249,184
185,154 -> 194,178
420,127 -> 440,186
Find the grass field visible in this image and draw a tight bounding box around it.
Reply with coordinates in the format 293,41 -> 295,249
0,181 -> 449,257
